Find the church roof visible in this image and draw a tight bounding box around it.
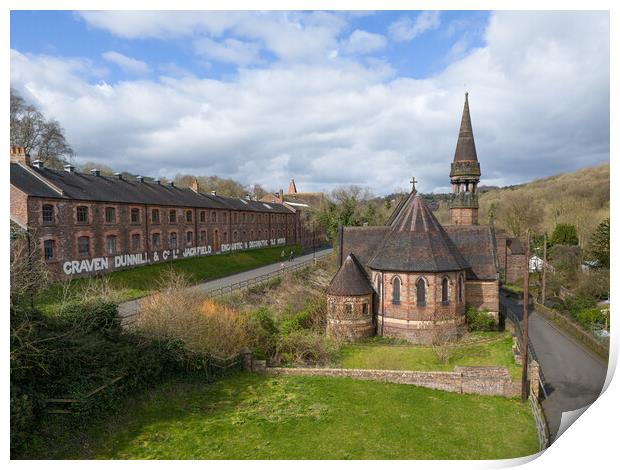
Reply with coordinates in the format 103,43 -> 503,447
327,253 -> 374,296
444,225 -> 499,280
367,193 -> 470,273
453,92 -> 478,163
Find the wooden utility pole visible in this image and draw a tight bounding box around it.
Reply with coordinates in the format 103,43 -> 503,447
541,233 -> 547,305
521,230 -> 531,401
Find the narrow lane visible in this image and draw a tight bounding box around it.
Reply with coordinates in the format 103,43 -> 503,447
500,293 -> 607,441
118,248 -> 333,320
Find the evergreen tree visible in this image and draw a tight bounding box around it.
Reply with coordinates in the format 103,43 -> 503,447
588,218 -> 609,268
550,223 -> 579,246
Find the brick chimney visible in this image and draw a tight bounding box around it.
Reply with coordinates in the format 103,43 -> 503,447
10,146 -> 31,165
191,178 -> 200,193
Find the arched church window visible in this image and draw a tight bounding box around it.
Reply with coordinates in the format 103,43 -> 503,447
416,278 -> 426,307
392,276 -> 401,304
442,277 -> 449,305
458,275 -> 465,303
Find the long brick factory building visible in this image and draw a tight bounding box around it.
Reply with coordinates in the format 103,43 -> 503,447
10,148 -> 325,279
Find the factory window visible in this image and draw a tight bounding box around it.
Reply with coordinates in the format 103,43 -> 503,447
169,232 -> 177,248
186,231 -> 193,246
152,233 -> 161,250
199,230 -> 207,245
130,208 -> 140,224
169,209 -> 177,223
77,236 -> 90,257
186,210 -> 193,223
43,239 -> 55,261
131,233 -> 141,252
105,207 -> 116,224
106,235 -> 118,255
200,211 -> 206,223
76,206 -> 89,223
151,209 -> 160,224
42,204 -> 54,224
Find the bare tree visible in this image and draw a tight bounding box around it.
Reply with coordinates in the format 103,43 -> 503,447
10,88 -> 73,169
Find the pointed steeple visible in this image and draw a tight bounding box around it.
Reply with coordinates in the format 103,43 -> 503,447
288,177 -> 297,194
453,92 -> 478,163
449,93 -> 481,225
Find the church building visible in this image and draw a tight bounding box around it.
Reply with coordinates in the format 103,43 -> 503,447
327,94 -> 526,344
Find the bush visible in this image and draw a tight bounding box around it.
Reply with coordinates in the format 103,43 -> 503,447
276,329 -> 340,366
246,308 -> 279,360
10,300 -> 204,456
465,306 -> 496,332
57,300 -> 120,333
574,307 -> 606,330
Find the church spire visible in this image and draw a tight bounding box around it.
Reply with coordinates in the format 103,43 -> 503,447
453,92 -> 479,163
449,93 -> 481,225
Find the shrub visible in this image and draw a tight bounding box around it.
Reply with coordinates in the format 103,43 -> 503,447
574,308 -> 605,330
276,329 -> 340,366
465,306 -> 496,332
246,307 -> 279,360
135,272 -> 249,357
57,300 -> 120,333
551,223 -> 579,246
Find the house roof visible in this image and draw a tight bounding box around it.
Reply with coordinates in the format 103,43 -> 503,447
327,253 -> 373,296
10,163 -> 293,214
367,193 -> 470,273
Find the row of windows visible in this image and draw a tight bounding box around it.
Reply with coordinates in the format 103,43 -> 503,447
377,275 -> 465,306
42,226 -> 289,261
41,203 -> 294,226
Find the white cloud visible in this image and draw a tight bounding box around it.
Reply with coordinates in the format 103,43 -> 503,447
102,51 -> 151,75
388,11 -> 441,42
343,30 -> 387,55
11,11 -> 609,195
194,37 -> 262,66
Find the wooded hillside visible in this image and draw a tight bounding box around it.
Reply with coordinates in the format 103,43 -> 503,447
478,163 -> 609,246
433,162 -> 609,246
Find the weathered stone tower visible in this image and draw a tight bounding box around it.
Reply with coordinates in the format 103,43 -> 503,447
326,253 -> 375,340
449,93 -> 480,225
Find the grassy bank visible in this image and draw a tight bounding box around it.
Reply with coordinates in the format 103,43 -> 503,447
39,373 -> 538,459
36,245 -> 302,314
339,332 -> 520,380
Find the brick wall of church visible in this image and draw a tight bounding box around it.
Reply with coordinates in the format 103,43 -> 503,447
506,253 -> 527,284
326,293 -> 375,339
450,208 -> 478,225
465,279 -> 500,320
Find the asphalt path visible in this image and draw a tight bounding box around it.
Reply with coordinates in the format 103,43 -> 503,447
118,248 -> 333,320
500,293 -> 607,441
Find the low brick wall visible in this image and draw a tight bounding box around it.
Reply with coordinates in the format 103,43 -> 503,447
535,302 -> 609,361
264,365 -> 518,397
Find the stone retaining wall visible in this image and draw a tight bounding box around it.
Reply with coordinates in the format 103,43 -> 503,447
264,365 -> 518,397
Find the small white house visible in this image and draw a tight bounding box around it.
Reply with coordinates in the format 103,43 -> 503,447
529,255 -> 555,273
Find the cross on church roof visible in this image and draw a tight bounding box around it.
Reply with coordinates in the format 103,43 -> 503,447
410,177 -> 418,193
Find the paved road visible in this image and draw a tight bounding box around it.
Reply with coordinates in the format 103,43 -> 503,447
118,248 -> 333,320
500,293 -> 607,441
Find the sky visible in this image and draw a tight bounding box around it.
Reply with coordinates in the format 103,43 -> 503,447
10,10 -> 609,195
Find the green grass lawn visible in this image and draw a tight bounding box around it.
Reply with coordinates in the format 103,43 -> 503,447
36,245 -> 302,314
339,332 -> 521,380
39,373 -> 538,460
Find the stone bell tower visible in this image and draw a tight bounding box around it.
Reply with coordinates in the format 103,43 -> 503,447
449,92 -> 481,225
